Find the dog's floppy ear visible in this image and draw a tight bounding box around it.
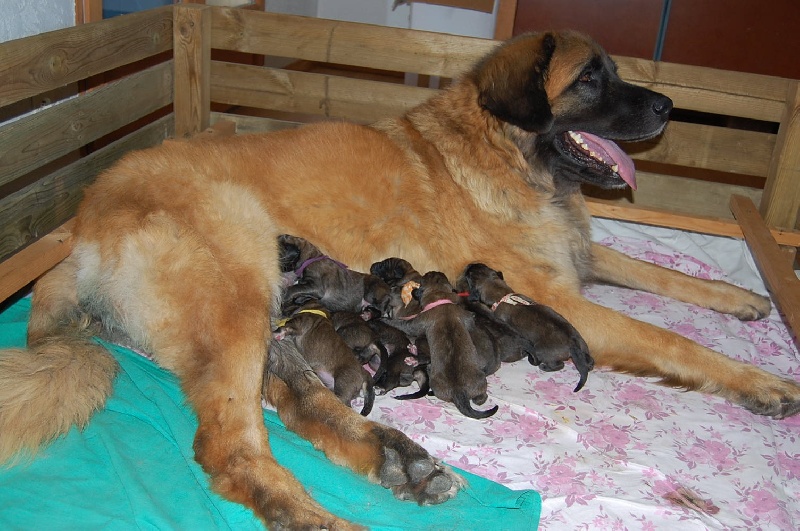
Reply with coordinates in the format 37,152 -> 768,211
475,32 -> 556,133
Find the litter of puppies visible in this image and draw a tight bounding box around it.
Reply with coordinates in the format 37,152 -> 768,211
276,235 -> 595,418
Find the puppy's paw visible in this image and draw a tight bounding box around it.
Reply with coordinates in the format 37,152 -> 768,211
373,425 -> 465,505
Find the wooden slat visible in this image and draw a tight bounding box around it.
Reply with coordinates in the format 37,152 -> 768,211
761,80 -> 800,229
730,195 -> 800,338
0,115 -> 174,261
586,170 -> 762,220
624,121 -> 775,177
588,198 -> 800,247
174,5 -> 211,138
210,112 -> 303,134
0,220 -> 75,304
210,62 -> 436,121
615,56 -> 791,104
0,61 -> 173,189
403,0 -> 495,12
210,7 -> 496,79
0,7 -> 173,109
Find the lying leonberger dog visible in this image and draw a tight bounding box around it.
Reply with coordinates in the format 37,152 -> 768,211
1,29 -> 799,529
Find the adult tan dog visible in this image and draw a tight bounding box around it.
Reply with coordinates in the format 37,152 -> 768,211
1,29 -> 799,529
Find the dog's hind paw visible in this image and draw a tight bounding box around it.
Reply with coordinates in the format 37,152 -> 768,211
374,426 -> 465,505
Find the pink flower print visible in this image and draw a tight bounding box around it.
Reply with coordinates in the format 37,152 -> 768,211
545,464 -> 579,488
778,452 -> 800,479
518,415 -> 553,442
603,425 -> 631,448
744,488 -> 780,516
485,420 -> 520,441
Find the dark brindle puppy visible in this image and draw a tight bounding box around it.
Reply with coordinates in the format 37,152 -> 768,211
279,234 -> 390,314
6,28 -> 798,529
366,318 -> 427,395
460,263 -> 594,392
370,257 -> 425,319
331,310 -> 388,382
386,271 -> 498,419
459,295 -> 537,372
275,303 -> 375,416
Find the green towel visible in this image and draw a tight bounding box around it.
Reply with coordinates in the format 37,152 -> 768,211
0,297 -> 540,530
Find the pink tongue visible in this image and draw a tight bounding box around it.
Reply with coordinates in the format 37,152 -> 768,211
575,131 -> 637,190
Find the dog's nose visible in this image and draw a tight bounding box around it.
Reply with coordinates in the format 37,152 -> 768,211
652,95 -> 673,117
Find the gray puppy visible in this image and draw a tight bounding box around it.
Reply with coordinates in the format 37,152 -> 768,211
384,270 -> 498,419
278,234 -> 390,315
274,302 -> 375,416
459,263 -> 594,392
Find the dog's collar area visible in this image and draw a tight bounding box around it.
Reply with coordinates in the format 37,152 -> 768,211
491,293 -> 532,312
274,308 -> 330,329
294,255 -> 349,277
400,298 -> 455,320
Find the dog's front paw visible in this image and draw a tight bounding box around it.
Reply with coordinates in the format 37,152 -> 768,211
711,283 -> 771,321
373,425 -> 465,505
730,293 -> 772,321
737,374 -> 800,419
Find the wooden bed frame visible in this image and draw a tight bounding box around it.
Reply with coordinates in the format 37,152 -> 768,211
2,4 -> 799,331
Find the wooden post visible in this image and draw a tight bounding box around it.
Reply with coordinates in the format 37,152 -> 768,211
75,0 -> 103,24
760,80 -> 800,230
731,194 -> 800,341
494,0 -> 517,40
0,220 -> 75,304
173,4 -> 211,138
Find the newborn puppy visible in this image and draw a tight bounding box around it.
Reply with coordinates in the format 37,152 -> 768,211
459,295 -> 536,373
331,310 -> 388,382
370,257 -> 424,318
385,270 -> 498,419
366,318 -> 425,394
278,234 -> 390,314
459,263 -> 594,392
274,302 -> 375,415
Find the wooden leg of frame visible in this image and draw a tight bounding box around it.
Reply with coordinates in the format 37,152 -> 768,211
730,194 -> 800,342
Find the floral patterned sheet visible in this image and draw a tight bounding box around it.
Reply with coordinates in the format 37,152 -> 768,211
365,218 -> 800,530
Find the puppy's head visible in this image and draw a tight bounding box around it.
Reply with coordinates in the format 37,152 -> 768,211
277,234 -> 322,267
457,263 -> 505,302
472,30 -> 673,190
369,257 -> 420,287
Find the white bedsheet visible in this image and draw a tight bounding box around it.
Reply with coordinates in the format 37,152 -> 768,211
366,218 -> 800,530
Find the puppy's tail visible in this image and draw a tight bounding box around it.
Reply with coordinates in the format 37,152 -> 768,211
570,335 -> 594,393
359,375 -> 375,416
395,367 -> 431,400
0,256 -> 118,465
453,391 -> 498,419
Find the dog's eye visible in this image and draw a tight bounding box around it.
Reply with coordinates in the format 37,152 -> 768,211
579,69 -> 593,83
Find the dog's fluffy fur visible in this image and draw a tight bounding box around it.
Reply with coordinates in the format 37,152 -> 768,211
1,30 -> 799,529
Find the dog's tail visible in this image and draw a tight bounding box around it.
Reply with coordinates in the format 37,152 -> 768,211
452,391 -> 498,419
0,255 -> 118,465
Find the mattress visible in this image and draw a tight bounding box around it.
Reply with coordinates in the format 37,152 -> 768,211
366,218 -> 800,530
1,217 -> 797,530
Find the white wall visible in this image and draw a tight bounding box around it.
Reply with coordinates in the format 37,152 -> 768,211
266,0 -> 497,38
0,0 -> 74,43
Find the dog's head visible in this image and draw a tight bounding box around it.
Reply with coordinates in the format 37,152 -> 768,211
471,31 -> 672,190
